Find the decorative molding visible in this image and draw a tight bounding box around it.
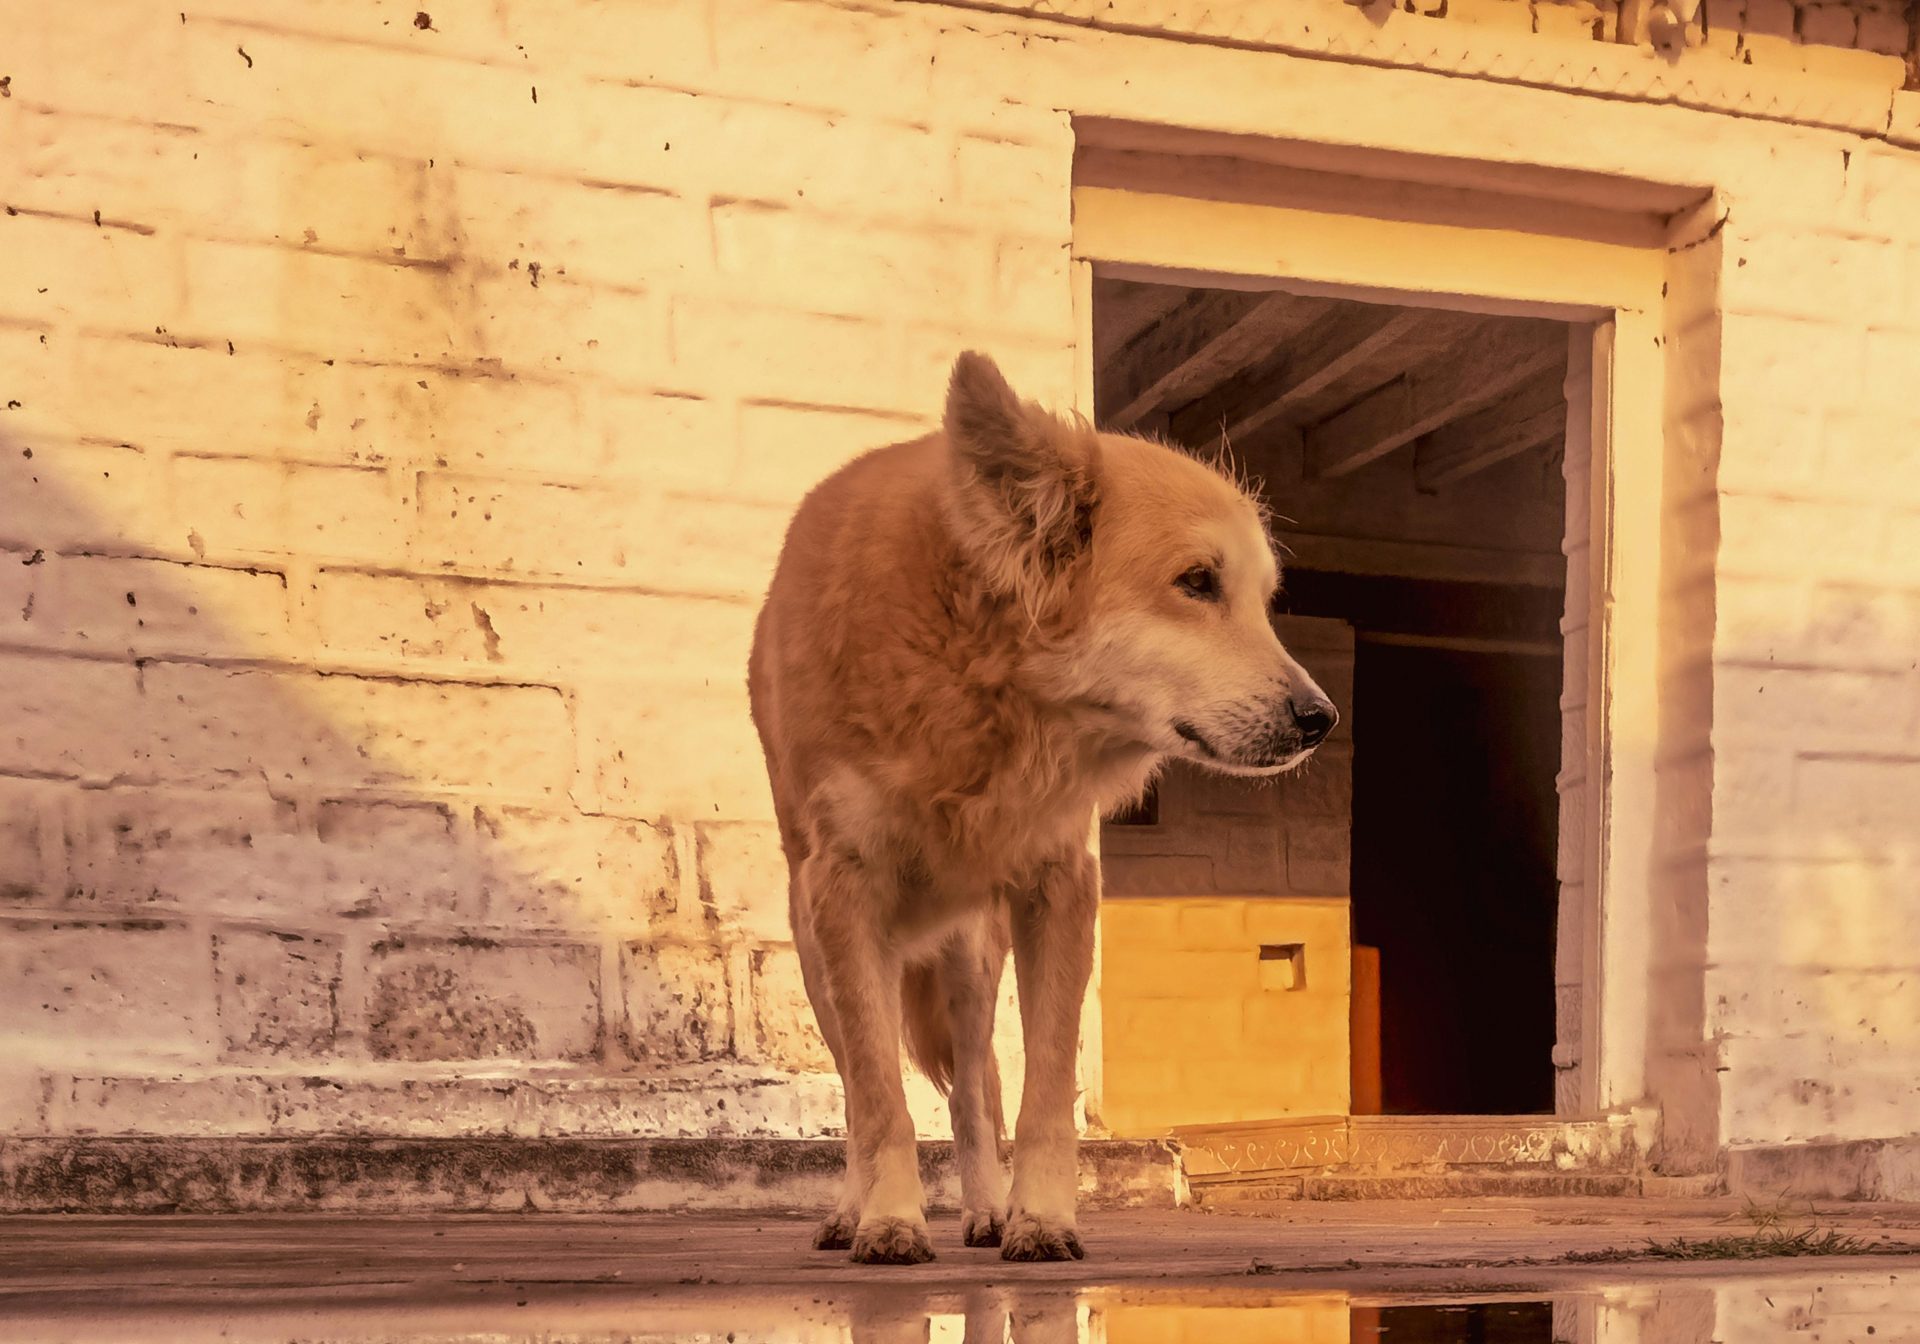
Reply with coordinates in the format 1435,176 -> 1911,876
906,0 -> 1904,139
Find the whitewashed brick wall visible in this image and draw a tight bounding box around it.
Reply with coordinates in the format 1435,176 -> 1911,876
1,0 -> 1918,1162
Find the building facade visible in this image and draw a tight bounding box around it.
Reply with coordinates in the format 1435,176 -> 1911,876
2,0 -> 1917,1201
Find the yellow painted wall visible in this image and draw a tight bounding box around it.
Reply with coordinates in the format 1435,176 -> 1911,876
1099,897 -> 1352,1136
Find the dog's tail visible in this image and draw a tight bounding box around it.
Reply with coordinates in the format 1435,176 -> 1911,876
900,961 -> 955,1096
900,962 -> 1007,1143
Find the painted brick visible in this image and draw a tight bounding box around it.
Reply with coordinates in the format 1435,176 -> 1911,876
459,272 -> 666,385
472,806 -> 678,933
213,929 -> 343,1059
0,653 -> 146,782
707,0 -> 938,118
0,919 -> 212,1060
579,681 -> 775,822
169,456 -> 291,557
140,664 -> 575,798
516,1075 -> 843,1139
0,439 -> 166,556
731,403 -> 928,503
63,337 -> 368,469
495,0 -> 713,86
286,464 -> 408,562
26,554 -> 292,658
63,785 -> 303,914
991,235 -> 1075,336
585,390 -> 734,489
743,943 -> 832,1073
1823,407 -> 1920,508
711,201 -> 990,322
0,547 -> 49,651
1803,582 -> 1920,671
622,940 -> 732,1063
0,0 -> 192,119
695,823 -> 790,943
1102,853 -> 1216,897
669,300 -> 910,409
412,473 -> 660,581
309,569 -> 759,680
180,240 -> 454,363
258,1076 -> 530,1138
47,1075 -> 277,1138
1793,754 -> 1920,840
1287,820 -> 1352,895
0,213 -> 183,335
1717,494 -> 1886,582
314,797 -> 477,922
1715,665 -> 1906,745
6,112 -> 213,235
366,936 -> 602,1062
1724,232 -> 1908,326
1716,402 -> 1821,494
221,139 -> 448,260
954,134 -> 1072,235
0,778 -> 57,904
1719,314 -> 1865,411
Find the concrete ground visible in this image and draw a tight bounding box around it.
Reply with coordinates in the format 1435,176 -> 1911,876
4,1198 -> 1920,1326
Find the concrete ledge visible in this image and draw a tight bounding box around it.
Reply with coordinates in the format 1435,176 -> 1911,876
1727,1136 -> 1920,1202
0,1137 -> 1185,1215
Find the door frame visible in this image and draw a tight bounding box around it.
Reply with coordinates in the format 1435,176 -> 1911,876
1070,179 -> 1673,1120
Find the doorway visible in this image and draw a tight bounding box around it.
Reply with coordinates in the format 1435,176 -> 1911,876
1092,272 -> 1579,1125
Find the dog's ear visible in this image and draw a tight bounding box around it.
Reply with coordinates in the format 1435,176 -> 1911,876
943,351 -> 1099,615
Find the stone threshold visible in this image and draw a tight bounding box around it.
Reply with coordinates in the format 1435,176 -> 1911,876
0,1136 -> 1184,1215
1172,1114 -> 1645,1185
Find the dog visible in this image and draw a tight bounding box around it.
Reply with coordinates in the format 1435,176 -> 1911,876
747,351 -> 1336,1264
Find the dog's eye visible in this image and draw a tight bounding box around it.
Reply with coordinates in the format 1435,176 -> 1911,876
1175,566 -> 1219,601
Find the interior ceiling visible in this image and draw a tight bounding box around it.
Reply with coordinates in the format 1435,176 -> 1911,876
1092,277 -> 1570,496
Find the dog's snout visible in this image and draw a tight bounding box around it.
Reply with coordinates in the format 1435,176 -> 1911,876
1291,697 -> 1337,748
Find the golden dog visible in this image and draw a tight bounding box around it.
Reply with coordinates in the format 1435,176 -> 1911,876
748,352 -> 1336,1263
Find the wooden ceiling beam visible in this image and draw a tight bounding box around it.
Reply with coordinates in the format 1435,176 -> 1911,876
1303,318 -> 1565,479
1100,290 -> 1331,430
1281,534 -> 1566,587
1415,372 -> 1568,490
1169,306 -> 1440,447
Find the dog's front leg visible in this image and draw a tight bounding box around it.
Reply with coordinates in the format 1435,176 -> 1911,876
1002,850 -> 1097,1261
805,848 -> 933,1264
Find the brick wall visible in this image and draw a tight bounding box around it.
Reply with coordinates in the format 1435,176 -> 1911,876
1101,616 -> 1355,900
2,0 -> 1919,1160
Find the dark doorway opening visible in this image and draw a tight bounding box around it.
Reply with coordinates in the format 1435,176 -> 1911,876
1348,639 -> 1562,1115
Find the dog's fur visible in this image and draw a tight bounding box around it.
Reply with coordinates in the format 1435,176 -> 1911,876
748,352 -> 1335,1264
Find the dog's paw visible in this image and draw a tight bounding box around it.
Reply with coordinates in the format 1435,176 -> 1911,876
961,1207 -> 1006,1248
999,1211 -> 1085,1262
850,1216 -> 936,1265
812,1210 -> 857,1251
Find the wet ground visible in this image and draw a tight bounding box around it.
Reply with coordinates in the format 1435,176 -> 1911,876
4,1201 -> 1920,1339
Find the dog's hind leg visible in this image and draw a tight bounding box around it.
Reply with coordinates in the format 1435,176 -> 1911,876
943,913 -> 1009,1248
805,847 -> 934,1264
1002,849 -> 1098,1262
793,897 -> 864,1250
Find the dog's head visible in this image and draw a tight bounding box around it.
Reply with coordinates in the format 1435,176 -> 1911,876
943,351 -> 1337,776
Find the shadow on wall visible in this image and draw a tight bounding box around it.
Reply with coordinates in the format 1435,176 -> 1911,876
0,419 -> 871,1141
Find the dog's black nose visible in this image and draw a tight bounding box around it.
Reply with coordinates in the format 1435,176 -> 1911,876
1292,698 -> 1337,747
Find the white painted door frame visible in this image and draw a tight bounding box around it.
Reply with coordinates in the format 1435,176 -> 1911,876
1070,183 -> 1672,1118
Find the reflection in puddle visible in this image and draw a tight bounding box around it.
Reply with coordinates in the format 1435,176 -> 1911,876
25,1268 -> 1919,1342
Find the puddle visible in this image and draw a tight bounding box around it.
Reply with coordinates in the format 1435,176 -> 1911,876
8,1270 -> 1920,1343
